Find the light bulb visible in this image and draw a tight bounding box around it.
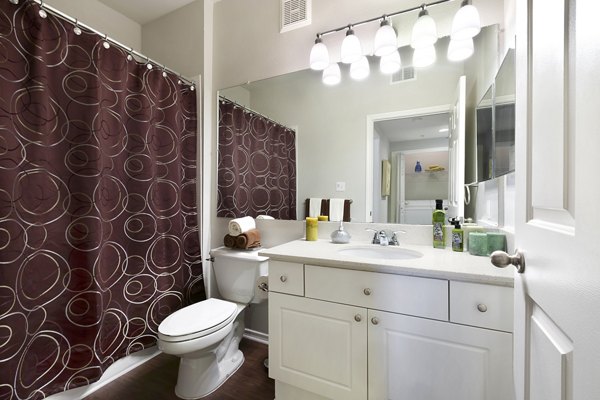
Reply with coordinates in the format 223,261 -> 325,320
39,8 -> 47,18
309,37 -> 329,71
380,50 -> 401,74
73,25 -> 82,36
127,54 -> 133,61
373,19 -> 397,57
162,71 -> 168,78
103,41 -> 110,49
9,0 -> 19,4
350,56 -> 370,80
340,28 -> 362,64
147,63 -> 153,70
451,0 -> 481,40
322,63 -> 341,86
447,37 -> 474,61
413,45 -> 436,68
411,8 -> 437,49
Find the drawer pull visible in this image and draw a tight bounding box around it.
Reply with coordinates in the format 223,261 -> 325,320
371,317 -> 379,325
477,304 -> 488,313
363,288 -> 372,296
354,314 -> 362,322
280,275 -> 287,283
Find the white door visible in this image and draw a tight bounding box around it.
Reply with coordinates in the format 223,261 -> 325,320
512,1 -> 600,399
447,76 -> 466,219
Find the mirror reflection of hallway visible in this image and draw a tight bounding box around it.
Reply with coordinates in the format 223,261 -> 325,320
372,112 -> 451,224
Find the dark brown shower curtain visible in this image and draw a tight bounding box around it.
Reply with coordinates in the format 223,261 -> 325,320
0,2 -> 203,398
217,99 -> 297,219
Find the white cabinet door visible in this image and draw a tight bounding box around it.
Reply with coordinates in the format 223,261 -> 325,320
268,292 -> 367,400
368,309 -> 513,400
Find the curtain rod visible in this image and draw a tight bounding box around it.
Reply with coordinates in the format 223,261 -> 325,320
218,96 -> 295,132
25,0 -> 195,87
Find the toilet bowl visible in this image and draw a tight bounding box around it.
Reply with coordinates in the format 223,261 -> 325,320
157,247 -> 268,399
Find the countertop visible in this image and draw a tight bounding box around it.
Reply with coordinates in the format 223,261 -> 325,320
259,239 -> 515,287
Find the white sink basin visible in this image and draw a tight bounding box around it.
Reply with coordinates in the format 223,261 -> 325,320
337,246 -> 423,260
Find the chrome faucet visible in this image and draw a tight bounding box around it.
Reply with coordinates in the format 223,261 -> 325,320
366,228 -> 406,246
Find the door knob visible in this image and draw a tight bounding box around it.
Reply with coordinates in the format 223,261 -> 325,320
490,249 -> 525,273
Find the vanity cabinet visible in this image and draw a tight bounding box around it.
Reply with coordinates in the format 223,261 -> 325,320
268,262 -> 514,400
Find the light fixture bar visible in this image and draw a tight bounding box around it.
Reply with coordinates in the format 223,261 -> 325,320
315,0 -> 452,38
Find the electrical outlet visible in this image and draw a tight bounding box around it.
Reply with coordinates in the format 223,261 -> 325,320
336,182 -> 346,192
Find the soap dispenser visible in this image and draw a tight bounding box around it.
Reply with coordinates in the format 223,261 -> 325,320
330,220 -> 351,244
449,217 -> 464,252
432,199 -> 446,249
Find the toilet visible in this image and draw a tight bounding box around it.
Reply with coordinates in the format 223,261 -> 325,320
158,247 -> 268,399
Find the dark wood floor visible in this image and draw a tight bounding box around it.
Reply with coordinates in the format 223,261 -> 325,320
84,339 -> 274,400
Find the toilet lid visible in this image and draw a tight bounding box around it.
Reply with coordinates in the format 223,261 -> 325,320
158,298 -> 237,342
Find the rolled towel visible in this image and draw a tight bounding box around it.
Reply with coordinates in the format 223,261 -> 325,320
223,234 -> 236,248
308,198 -> 322,218
235,229 -> 262,249
256,215 -> 275,220
228,216 -> 256,236
329,198 -> 345,222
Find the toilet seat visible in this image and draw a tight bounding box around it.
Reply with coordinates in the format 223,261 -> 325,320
158,298 -> 238,343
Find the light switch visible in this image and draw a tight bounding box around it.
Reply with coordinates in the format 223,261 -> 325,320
336,182 -> 346,192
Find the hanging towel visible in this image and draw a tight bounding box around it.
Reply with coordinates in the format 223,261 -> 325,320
228,216 -> 256,236
235,229 -> 262,249
256,215 -> 275,220
329,198 -> 345,222
309,198 -> 322,217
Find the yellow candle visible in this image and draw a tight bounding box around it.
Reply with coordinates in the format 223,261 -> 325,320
317,215 -> 329,221
306,217 -> 318,241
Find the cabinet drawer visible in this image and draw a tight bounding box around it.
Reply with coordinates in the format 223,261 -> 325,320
268,260 -> 304,296
450,281 -> 513,332
305,265 -> 448,321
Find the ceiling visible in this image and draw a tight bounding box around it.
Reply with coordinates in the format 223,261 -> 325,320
97,0 -> 197,25
375,113 -> 450,143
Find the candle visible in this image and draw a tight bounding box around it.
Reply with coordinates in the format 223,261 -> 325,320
306,217 -> 318,241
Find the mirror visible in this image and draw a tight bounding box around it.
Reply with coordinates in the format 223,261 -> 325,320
219,26 -> 499,223
476,49 -> 515,182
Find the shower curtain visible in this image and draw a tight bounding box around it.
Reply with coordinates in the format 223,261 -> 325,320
217,99 -> 297,219
0,2 -> 203,398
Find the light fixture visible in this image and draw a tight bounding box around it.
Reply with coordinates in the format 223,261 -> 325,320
439,127 -> 449,133
162,68 -> 168,78
38,1 -> 47,18
373,18 -> 397,57
413,44 -> 436,68
340,26 -> 362,64
309,35 -> 329,71
146,58 -> 153,69
73,20 -> 82,36
451,0 -> 481,40
309,0 -> 481,84
102,35 -> 110,49
411,6 -> 437,49
447,37 -> 474,61
9,0 -> 18,4
380,50 -> 401,74
350,56 -> 370,80
322,63 -> 341,86
127,52 -> 133,61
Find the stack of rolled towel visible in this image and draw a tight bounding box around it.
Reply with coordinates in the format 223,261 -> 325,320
224,216 -> 262,249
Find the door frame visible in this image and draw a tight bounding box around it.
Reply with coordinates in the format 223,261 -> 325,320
366,105 -> 451,223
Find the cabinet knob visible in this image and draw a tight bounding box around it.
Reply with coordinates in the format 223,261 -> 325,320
354,314 -> 362,322
371,317 -> 379,325
280,275 -> 287,283
477,304 -> 488,313
363,288 -> 372,296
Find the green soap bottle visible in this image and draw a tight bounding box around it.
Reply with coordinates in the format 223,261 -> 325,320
449,217 -> 464,252
432,200 -> 446,249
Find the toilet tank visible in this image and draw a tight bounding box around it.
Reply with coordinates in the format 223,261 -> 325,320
210,247 -> 269,304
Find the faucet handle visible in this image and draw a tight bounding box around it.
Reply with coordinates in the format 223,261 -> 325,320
390,230 -> 406,246
365,228 -> 381,244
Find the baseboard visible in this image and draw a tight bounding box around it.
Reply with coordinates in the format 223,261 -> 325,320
243,328 -> 269,345
46,346 -> 161,400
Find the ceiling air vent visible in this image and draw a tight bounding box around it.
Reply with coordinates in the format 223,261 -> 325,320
281,0 -> 311,33
391,66 -> 416,84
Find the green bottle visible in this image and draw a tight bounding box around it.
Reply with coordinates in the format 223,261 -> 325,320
449,217 -> 464,252
432,200 -> 446,249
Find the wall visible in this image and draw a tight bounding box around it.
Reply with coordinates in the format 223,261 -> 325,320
45,0 -> 141,49
141,0 -> 203,79
404,151 -> 449,200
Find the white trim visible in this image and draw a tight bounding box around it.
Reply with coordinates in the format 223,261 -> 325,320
46,347 -> 161,400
